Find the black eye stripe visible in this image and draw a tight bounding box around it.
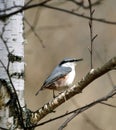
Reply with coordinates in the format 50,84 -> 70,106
59,58 -> 83,66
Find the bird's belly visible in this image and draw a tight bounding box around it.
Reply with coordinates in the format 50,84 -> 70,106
65,71 -> 75,86
54,71 -> 75,91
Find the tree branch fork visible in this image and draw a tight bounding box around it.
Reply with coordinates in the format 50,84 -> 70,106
30,56 -> 116,125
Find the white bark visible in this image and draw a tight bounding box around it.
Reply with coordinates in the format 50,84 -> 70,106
0,0 -> 24,129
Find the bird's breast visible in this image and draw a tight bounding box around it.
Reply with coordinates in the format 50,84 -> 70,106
65,70 -> 75,86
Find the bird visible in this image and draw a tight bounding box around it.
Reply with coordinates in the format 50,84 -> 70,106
35,58 -> 83,97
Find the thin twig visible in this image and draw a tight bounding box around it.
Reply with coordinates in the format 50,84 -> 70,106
68,0 -> 103,9
88,0 -> 95,69
0,24 -> 10,53
41,4 -> 116,25
71,99 -> 103,130
58,88 -> 116,130
24,17 -> 45,48
100,101 -> 116,108
25,0 -> 33,6
0,24 -> 11,71
0,2 -> 116,25
25,7 -> 41,35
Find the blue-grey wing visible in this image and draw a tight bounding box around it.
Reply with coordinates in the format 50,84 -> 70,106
42,66 -> 72,88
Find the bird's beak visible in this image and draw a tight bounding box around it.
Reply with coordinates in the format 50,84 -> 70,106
75,58 -> 83,62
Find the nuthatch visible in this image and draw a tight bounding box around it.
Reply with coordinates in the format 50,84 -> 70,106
35,58 -> 83,97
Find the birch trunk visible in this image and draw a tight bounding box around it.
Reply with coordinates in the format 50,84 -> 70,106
0,0 -> 24,129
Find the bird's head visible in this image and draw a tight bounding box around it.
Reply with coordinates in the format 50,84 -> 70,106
59,58 -> 83,68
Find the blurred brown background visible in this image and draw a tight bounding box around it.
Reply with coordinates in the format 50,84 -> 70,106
24,0 -> 116,130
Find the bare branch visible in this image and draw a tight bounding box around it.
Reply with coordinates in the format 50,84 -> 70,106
88,0 -> 94,69
58,88 -> 116,130
24,17 -> 45,48
0,1 -> 116,25
26,86 -> 116,129
25,0 -> 33,6
0,23 -> 10,53
70,99 -> 103,130
41,4 -> 116,25
88,0 -> 98,70
100,101 -> 116,108
68,0 -> 104,9
25,7 -> 41,35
